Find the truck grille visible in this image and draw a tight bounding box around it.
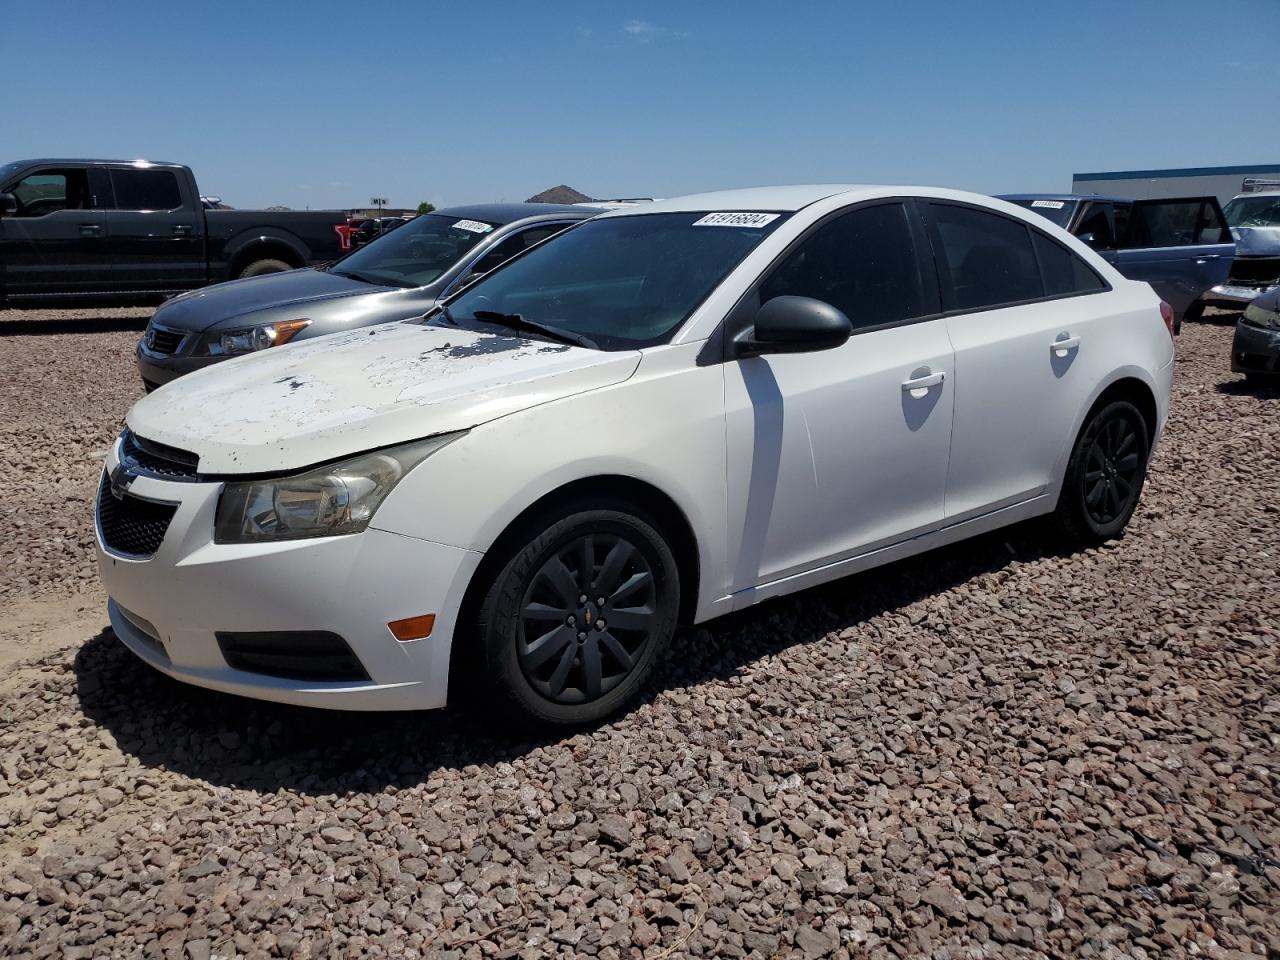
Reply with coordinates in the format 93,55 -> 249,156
145,325 -> 186,355
120,430 -> 199,480
97,473 -> 178,558
1227,256 -> 1280,286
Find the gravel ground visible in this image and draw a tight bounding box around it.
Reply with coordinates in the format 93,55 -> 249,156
0,310 -> 1277,959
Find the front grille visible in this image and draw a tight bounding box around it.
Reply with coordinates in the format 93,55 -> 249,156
120,430 -> 199,480
146,325 -> 186,355
215,631 -> 371,682
1227,256 -> 1280,286
97,473 -> 178,558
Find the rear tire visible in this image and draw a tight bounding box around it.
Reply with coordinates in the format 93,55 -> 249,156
238,258 -> 292,279
1050,399 -> 1150,546
476,504 -> 679,726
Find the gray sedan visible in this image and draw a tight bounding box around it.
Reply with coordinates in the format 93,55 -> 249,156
136,203 -> 599,389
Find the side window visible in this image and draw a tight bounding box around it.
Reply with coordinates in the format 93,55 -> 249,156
1074,201 -> 1115,249
471,224 -> 569,274
1031,231 -> 1106,297
1194,200 -> 1231,244
1126,200 -> 1204,249
8,169 -> 91,217
759,203 -> 927,330
927,203 -> 1043,311
109,169 -> 182,211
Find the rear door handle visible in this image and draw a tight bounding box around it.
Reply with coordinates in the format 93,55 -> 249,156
173,224 -> 194,236
1051,335 -> 1081,355
1195,254 -> 1220,262
79,224 -> 101,237
901,370 -> 945,393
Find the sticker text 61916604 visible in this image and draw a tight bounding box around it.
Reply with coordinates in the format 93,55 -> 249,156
693,212 -> 780,228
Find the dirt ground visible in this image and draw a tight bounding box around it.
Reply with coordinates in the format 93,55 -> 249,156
0,308 -> 1277,959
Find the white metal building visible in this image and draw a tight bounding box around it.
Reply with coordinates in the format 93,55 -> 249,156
1072,164 -> 1280,206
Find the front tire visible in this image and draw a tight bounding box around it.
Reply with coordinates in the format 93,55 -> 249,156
1051,399 -> 1150,546
477,505 -> 680,726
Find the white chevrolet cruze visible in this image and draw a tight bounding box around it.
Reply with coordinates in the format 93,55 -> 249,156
97,186 -> 1175,725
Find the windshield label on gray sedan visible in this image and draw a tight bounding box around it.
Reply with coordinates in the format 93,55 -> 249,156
693,212 -> 780,228
1031,200 -> 1066,209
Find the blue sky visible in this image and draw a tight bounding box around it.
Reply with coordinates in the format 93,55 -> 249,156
3,0 -> 1277,210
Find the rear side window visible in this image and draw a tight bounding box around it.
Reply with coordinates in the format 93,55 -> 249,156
109,169 -> 182,211
927,203 -> 1042,311
1124,199 -> 1227,248
1032,231 -> 1106,296
759,202 -> 928,331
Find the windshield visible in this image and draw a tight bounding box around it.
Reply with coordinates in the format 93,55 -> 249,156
333,213 -> 500,287
1006,197 -> 1079,229
439,211 -> 787,349
1223,195 -> 1280,228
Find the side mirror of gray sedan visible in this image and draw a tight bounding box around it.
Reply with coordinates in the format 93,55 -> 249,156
734,295 -> 853,358
0,193 -> 17,217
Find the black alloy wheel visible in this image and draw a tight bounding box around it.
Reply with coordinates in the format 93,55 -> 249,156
518,533 -> 657,704
1052,398 -> 1151,545
477,505 -> 679,725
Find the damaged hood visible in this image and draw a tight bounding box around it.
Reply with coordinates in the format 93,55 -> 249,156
126,322 -> 641,474
1230,226 -> 1280,257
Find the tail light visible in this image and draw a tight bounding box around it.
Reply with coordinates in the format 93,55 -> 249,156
1159,301 -> 1175,338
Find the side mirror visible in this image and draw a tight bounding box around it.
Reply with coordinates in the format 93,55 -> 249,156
1078,231 -> 1104,250
734,295 -> 852,358
0,193 -> 16,217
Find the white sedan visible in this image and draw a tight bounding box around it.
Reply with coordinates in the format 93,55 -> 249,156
96,185 -> 1175,725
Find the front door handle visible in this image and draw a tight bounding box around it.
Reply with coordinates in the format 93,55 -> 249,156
173,224 -> 194,236
1051,335 -> 1081,356
901,370 -> 945,396
79,223 -> 101,237
1194,254 -> 1220,263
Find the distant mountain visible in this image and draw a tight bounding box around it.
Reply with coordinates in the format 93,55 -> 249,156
527,185 -> 594,204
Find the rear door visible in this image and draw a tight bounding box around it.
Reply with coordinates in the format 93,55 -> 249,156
924,201 -> 1110,519
1112,198 -> 1234,317
104,166 -> 205,292
0,165 -> 109,296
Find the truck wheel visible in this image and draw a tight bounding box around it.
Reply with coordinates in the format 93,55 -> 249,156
238,258 -> 292,279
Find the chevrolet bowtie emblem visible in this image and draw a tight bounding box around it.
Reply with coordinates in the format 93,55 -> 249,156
109,462 -> 137,500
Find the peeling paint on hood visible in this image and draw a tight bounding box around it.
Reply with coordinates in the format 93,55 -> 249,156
126,322 -> 641,474
1231,226 -> 1280,257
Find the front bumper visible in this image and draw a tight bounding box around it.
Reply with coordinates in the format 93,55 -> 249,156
1231,321 -> 1280,376
95,443 -> 482,711
136,341 -> 224,390
1200,283 -> 1280,311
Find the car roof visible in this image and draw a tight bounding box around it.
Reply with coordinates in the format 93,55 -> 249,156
999,192 -> 1132,204
432,202 -> 602,225
1231,191 -> 1280,199
598,185 -> 869,216
10,158 -> 184,168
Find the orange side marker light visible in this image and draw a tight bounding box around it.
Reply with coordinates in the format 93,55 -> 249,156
388,614 -> 435,642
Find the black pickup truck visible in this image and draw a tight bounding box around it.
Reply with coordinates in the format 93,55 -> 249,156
0,159 -> 350,305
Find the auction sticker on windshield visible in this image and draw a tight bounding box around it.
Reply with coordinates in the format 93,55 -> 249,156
1031,200 -> 1066,210
453,219 -> 494,233
693,212 -> 781,228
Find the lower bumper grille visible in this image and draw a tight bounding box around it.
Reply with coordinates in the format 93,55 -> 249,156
215,631 -> 371,682
97,473 -> 178,557
1227,256 -> 1280,286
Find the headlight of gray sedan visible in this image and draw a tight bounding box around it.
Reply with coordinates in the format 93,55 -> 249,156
192,319 -> 312,356
214,433 -> 464,543
1242,302 -> 1280,331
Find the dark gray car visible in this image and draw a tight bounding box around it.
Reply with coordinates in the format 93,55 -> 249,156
1232,287 -> 1280,382
136,203 -> 599,389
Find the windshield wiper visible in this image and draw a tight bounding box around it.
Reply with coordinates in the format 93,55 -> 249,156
331,269 -> 415,288
472,310 -> 598,349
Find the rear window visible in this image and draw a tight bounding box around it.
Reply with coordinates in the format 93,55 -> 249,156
927,203 -> 1042,311
1125,199 -> 1228,248
110,169 -> 182,211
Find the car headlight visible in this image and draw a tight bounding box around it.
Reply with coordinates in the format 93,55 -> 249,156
1242,302 -> 1280,330
194,319 -> 312,356
213,433 -> 463,543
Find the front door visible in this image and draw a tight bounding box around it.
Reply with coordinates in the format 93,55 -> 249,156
0,166 -> 110,297
724,201 -> 954,596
